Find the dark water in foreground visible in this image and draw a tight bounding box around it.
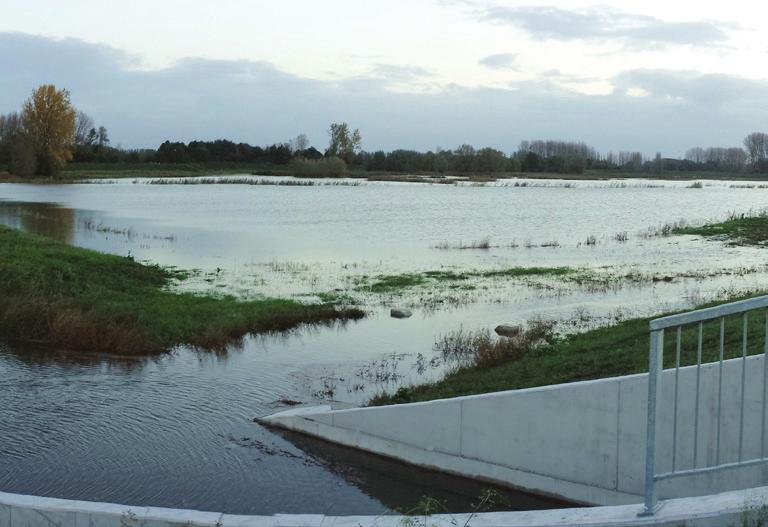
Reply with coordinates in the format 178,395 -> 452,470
0,341 -> 568,514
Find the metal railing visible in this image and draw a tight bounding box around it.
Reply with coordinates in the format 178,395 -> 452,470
642,295 -> 768,515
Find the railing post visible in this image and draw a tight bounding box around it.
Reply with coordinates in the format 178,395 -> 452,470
641,328 -> 664,516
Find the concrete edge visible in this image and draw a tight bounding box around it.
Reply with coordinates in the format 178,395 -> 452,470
2,486 -> 768,526
258,408 -> 641,506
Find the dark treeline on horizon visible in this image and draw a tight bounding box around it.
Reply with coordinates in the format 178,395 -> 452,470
62,133 -> 768,176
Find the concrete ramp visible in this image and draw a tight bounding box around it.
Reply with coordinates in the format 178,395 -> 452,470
260,354 -> 768,506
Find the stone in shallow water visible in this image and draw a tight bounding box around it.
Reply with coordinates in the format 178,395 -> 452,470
390,308 -> 413,319
495,324 -> 522,337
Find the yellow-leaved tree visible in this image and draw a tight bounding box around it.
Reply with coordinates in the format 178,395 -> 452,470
21,85 -> 76,176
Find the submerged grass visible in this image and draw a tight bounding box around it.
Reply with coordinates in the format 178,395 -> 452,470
674,212 -> 768,246
370,292 -> 768,405
0,226 -> 364,355
363,273 -> 427,293
358,267 -> 577,294
432,238 -> 492,250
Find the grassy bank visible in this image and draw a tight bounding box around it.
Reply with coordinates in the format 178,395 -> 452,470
674,212 -> 768,246
370,293 -> 767,405
0,226 -> 363,355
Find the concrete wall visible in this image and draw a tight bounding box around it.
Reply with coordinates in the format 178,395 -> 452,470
262,354 -> 768,506
3,487 -> 768,527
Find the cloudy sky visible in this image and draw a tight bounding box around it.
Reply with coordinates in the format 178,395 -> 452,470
1,0 -> 766,156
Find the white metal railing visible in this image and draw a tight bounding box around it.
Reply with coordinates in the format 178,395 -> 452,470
642,295 -> 768,515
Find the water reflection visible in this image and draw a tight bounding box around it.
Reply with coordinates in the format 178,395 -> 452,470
0,340 -> 149,372
276,429 -> 574,513
0,201 -> 75,243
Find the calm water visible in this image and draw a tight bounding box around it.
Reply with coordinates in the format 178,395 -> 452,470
1,176 -> 767,514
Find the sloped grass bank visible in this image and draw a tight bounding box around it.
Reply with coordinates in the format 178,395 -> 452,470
371,293 -> 768,405
0,226 -> 363,355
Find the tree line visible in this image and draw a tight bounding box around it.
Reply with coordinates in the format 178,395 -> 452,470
3,84 -> 768,177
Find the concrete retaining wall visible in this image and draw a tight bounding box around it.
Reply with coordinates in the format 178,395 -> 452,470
261,354 -> 768,506
2,487 -> 768,527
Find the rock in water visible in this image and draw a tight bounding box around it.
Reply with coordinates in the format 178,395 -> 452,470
391,308 -> 413,319
495,324 -> 522,337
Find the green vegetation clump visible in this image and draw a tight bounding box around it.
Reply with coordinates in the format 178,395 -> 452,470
371,293 -> 768,405
0,226 -> 363,355
290,157 -> 348,178
479,266 -> 572,278
359,267 -> 577,294
364,273 -> 427,293
674,212 -> 768,246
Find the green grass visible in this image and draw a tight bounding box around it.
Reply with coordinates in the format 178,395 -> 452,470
364,273 -> 427,293
0,226 -> 364,355
370,293 -> 768,405
479,266 -> 573,278
674,213 -> 768,246
360,267 -> 578,294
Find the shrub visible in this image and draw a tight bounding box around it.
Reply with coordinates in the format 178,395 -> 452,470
290,156 -> 347,178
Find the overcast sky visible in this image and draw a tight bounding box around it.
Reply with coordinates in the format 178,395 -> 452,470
1,0 -> 766,156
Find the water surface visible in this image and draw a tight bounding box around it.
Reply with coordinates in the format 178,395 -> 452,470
1,176 -> 767,513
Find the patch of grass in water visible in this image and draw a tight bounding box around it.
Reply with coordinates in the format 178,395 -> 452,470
478,266 -> 573,278
364,273 -> 427,293
370,292 -> 768,405
423,270 -> 471,281
316,291 -> 359,305
0,226 -> 364,356
358,267 -> 577,295
674,212 -> 768,246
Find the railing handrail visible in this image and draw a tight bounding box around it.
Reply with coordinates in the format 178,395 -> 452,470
650,296 -> 768,331
642,294 -> 768,516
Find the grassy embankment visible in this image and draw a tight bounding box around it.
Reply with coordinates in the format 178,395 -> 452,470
371,293 -> 768,405
0,226 -> 363,355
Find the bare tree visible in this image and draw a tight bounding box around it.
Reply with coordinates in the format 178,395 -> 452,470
291,133 -> 309,154
97,126 -> 109,149
744,132 -> 768,167
518,139 -> 598,162
74,111 -> 94,145
685,147 -> 706,163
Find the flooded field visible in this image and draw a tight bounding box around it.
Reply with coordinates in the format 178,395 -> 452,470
1,175 -> 767,514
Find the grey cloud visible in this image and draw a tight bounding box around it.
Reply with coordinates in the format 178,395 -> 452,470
481,5 -> 734,48
1,32 -> 766,157
614,69 -> 768,105
478,53 -> 518,70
